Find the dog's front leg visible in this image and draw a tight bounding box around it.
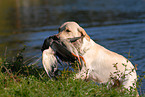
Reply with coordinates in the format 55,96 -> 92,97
75,66 -> 90,81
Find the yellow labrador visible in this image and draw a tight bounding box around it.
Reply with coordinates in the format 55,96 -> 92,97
57,22 -> 137,89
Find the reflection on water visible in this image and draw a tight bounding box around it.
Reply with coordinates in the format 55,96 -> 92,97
0,0 -> 145,93
1,0 -> 145,35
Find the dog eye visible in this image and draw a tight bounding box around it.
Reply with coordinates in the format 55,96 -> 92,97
66,29 -> 71,32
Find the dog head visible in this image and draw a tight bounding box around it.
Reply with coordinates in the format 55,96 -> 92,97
58,22 -> 90,41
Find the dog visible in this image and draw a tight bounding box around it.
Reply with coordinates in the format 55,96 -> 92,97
57,21 -> 137,90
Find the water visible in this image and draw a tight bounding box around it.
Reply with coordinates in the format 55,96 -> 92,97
0,0 -> 145,93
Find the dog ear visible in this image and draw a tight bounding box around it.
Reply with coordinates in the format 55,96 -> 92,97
78,27 -> 90,41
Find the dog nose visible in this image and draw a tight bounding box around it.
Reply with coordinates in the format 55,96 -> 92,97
56,32 -> 61,38
55,34 -> 59,38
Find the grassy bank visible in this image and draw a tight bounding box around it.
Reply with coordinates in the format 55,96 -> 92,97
0,50 -> 144,97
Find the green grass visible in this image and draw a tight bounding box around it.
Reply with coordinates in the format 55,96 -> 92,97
0,49 -> 144,97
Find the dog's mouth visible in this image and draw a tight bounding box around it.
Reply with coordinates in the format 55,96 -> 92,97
67,35 -> 85,42
41,34 -> 83,52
